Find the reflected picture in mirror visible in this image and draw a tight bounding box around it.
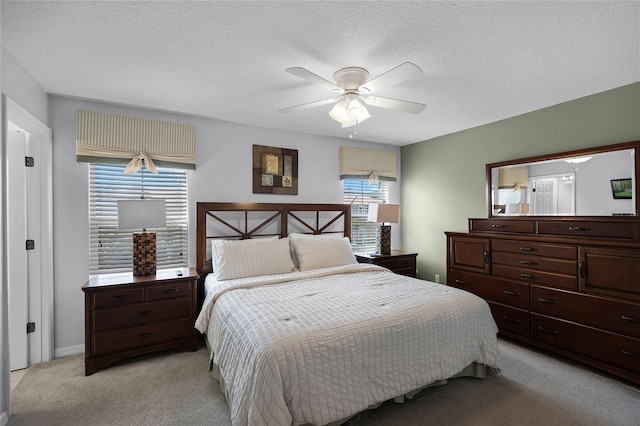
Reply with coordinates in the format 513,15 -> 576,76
611,178 -> 632,199
488,141 -> 638,217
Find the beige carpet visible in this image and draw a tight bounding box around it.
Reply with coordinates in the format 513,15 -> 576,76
9,338 -> 640,425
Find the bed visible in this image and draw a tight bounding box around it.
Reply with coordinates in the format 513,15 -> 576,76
194,202 -> 500,426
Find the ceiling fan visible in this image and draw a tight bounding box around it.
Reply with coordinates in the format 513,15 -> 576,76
279,62 -> 427,128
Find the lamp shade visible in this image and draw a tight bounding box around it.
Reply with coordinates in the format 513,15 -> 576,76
117,199 -> 166,230
367,203 -> 399,224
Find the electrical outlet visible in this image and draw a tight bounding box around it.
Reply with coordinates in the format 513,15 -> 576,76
435,273 -> 440,283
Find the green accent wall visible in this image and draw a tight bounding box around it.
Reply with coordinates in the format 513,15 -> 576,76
401,82 -> 640,282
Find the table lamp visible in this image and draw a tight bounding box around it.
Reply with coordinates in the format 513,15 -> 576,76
367,203 -> 399,255
117,199 -> 166,275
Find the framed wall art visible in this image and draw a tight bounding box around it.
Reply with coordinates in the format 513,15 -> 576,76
253,144 -> 298,195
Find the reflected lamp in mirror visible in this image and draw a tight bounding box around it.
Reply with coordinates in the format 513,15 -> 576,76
367,203 -> 399,255
117,199 -> 166,276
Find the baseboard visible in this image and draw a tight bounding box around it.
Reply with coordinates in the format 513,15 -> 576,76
1,410 -> 9,426
55,344 -> 84,358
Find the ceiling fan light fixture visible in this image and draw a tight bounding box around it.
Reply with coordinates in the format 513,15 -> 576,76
329,96 -> 371,125
328,99 -> 350,123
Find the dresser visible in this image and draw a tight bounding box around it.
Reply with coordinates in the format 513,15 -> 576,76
446,217 -> 640,385
82,267 -> 199,375
355,250 -> 418,277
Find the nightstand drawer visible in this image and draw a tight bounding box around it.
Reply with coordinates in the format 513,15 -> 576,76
93,298 -> 191,331
93,288 -> 144,308
147,282 -> 191,301
92,318 -> 193,355
375,258 -> 397,269
395,257 -> 416,269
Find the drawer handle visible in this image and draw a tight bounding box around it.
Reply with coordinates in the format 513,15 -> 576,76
568,226 -> 591,231
503,316 -> 521,323
520,260 -> 537,265
137,310 -> 154,317
520,273 -> 538,279
491,224 -> 507,228
455,279 -> 468,285
538,325 -> 558,335
136,332 -> 155,339
538,297 -> 559,305
162,289 -> 179,294
519,247 -> 537,252
504,290 -> 520,297
483,250 -> 489,264
621,315 -> 640,324
622,350 -> 640,359
109,295 -> 129,302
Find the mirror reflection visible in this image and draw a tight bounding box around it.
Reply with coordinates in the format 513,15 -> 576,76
491,148 -> 635,216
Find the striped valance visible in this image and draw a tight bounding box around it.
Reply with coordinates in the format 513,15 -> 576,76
499,167 -> 528,191
76,110 -> 196,172
340,146 -> 397,183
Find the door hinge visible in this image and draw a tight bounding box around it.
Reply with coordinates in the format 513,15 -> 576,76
26,239 -> 35,250
25,156 -> 35,167
27,322 -> 36,333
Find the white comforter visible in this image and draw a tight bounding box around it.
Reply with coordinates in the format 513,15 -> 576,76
195,263 -> 500,426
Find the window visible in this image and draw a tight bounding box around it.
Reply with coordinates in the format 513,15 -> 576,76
343,179 -> 390,252
89,164 -> 188,274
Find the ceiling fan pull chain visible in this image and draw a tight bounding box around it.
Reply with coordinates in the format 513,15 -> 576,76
350,121 -> 358,139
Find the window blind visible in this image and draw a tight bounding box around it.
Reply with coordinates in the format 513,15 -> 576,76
89,164 -> 188,274
343,179 -> 390,252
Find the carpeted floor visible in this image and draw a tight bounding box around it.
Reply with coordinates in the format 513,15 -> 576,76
8,338 -> 640,425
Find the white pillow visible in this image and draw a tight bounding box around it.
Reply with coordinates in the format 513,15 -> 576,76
288,232 -> 344,268
290,237 -> 357,271
211,237 -> 294,280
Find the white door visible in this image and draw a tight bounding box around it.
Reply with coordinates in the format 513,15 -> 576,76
5,97 -> 54,371
533,178 -> 558,215
7,129 -> 29,371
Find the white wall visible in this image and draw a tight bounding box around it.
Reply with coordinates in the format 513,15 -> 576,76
49,95 -> 402,354
1,48 -> 49,424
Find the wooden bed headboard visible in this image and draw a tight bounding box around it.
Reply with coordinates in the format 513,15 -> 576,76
195,202 -> 351,278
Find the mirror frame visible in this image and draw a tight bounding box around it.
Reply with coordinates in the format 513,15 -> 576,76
487,140 -> 640,218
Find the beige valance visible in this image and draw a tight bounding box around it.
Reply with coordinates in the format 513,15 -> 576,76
76,110 -> 196,172
499,167 -> 528,191
339,146 -> 397,183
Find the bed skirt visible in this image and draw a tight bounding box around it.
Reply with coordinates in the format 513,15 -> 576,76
204,336 -> 488,426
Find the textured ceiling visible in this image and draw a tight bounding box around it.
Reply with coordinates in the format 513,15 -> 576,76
2,1 -> 639,146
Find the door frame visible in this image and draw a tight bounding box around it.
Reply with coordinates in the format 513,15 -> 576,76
4,96 -> 54,365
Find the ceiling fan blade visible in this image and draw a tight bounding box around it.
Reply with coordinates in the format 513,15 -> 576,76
362,96 -> 427,114
286,67 -> 342,92
360,62 -> 423,94
278,98 -> 338,113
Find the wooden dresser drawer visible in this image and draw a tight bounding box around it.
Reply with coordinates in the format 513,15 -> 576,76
93,288 -> 145,308
492,240 -> 576,260
92,318 -> 193,356
470,219 -> 535,234
538,220 -> 635,239
531,286 -> 640,339
492,251 -> 576,275
488,302 -> 529,337
492,264 -> 576,290
93,298 -> 191,331
449,269 -> 529,310
531,314 -> 640,375
147,282 -> 192,301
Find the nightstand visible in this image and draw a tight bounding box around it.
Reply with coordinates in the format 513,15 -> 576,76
355,250 -> 418,277
82,267 -> 199,375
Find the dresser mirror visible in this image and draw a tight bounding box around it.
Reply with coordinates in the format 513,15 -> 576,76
488,141 -> 639,217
